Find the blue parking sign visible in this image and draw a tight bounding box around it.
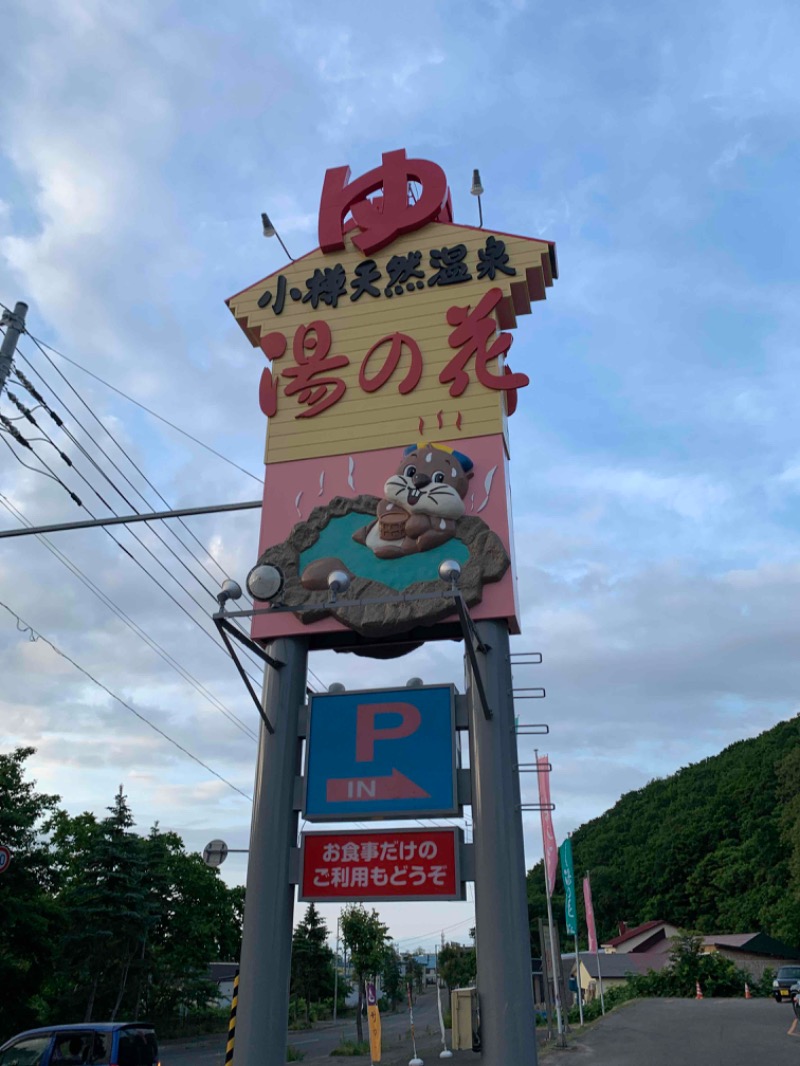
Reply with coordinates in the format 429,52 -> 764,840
304,684 -> 459,821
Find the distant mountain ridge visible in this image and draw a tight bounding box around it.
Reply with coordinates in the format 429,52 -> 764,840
526,716 -> 800,948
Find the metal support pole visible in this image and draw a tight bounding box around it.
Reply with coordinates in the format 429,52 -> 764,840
0,498 -> 262,539
0,302 -> 28,398
466,619 -> 539,1066
234,636 -> 308,1066
333,915 -> 340,1023
595,950 -> 606,1014
574,936 -> 584,1026
544,899 -> 565,1045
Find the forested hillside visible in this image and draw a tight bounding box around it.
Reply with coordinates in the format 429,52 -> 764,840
527,715 -> 800,949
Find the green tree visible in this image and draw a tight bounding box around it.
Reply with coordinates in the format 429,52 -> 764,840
625,932 -> 752,998
291,904 -> 335,1023
437,942 -> 476,992
0,748 -> 62,1040
380,945 -> 403,1009
139,826 -> 241,1018
777,746 -> 800,903
55,787 -> 152,1021
402,954 -> 425,996
340,905 -> 389,1043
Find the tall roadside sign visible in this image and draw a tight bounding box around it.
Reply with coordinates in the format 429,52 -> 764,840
225,149 -> 558,1066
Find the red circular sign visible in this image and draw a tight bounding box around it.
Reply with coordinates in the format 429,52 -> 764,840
0,846 -> 12,873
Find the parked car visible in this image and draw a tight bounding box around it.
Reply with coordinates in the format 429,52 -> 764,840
772,965 -> 800,1003
0,1024 -> 159,1066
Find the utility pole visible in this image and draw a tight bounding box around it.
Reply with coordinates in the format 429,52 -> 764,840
466,620 -> 539,1066
234,636 -> 309,1066
0,302 -> 28,398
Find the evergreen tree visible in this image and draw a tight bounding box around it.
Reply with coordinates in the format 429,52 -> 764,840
57,787 -> 152,1021
380,945 -> 403,1009
291,904 -> 335,1023
0,748 -> 61,1039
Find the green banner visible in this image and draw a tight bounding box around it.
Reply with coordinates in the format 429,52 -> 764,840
559,838 -> 578,937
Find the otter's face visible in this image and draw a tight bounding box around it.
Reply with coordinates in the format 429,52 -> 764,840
384,447 -> 470,519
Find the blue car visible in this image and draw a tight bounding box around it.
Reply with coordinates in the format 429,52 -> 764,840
0,1024 -> 159,1066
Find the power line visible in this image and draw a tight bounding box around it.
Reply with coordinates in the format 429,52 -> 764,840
0,420 -> 82,502
0,599 -> 253,802
308,667 -> 326,691
12,344 -> 268,674
0,493 -> 258,741
21,334 -> 259,591
9,354 -> 267,680
2,428 -> 262,686
13,349 -> 242,597
6,386 -> 226,602
4,306 -> 267,684
393,916 -> 476,947
26,329 -> 263,485
0,432 -> 76,490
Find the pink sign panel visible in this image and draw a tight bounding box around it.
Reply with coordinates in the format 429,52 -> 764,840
251,432 -> 519,645
299,827 -> 464,902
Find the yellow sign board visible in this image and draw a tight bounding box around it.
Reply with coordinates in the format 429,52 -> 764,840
227,221 -> 556,465
366,982 -> 381,1062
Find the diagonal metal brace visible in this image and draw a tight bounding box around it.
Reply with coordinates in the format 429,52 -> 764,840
452,590 -> 493,720
213,615 -> 284,733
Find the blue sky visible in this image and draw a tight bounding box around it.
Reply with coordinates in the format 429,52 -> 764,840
1,0 -> 799,949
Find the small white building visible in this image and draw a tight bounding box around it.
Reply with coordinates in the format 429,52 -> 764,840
207,962 -> 239,1007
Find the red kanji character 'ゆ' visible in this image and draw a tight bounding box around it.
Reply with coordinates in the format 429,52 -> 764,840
440,287 -> 530,398
281,322 -> 350,419
319,148 -> 452,256
358,332 -> 422,395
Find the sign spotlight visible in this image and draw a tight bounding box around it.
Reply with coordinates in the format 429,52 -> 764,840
327,570 -> 351,600
216,579 -> 243,609
470,168 -> 484,226
438,559 -> 462,587
246,563 -> 285,602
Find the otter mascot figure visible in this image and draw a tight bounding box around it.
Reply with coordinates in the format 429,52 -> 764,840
353,443 -> 473,559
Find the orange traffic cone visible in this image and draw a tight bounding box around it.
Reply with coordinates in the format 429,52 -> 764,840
695,981 -> 703,1000
745,983 -> 752,999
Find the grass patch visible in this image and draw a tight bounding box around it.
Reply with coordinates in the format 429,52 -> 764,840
330,1039 -> 371,1056
286,1046 -> 305,1061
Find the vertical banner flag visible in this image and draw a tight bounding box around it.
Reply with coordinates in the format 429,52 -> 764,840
559,838 -> 578,937
583,875 -> 598,953
536,755 -> 558,897
366,981 -> 381,1063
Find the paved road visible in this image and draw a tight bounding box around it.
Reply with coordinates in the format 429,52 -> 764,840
572,998 -> 799,1065
162,989 -> 442,1066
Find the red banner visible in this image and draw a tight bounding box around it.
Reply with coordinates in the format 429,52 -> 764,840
300,828 -> 462,902
583,874 -> 598,953
536,755 -> 558,897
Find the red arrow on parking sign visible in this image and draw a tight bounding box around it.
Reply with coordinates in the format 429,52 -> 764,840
0,846 -> 12,874
326,769 -> 430,803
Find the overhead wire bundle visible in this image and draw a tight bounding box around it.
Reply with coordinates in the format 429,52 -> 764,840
0,313 -> 329,793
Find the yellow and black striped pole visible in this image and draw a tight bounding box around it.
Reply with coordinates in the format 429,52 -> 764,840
225,971 -> 239,1066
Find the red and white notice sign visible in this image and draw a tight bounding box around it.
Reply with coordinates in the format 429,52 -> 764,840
299,827 -> 463,902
